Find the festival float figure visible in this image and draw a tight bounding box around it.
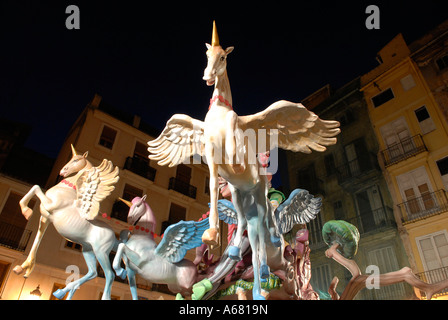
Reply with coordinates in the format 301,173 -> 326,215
13,145 -> 120,300
147,21 -> 340,300
113,196 -> 210,299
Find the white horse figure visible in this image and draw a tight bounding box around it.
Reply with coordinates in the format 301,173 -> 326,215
13,145 -> 120,300
113,196 -> 208,299
147,21 -> 340,299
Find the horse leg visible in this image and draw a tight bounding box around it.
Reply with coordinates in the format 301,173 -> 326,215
253,185 -> 271,280
94,248 -> 115,300
202,146 -> 220,246
113,243 -> 140,300
13,215 -> 50,278
19,185 -> 54,220
228,187 -> 247,261
246,217 -> 265,300
225,111 -> 245,174
53,249 -> 98,300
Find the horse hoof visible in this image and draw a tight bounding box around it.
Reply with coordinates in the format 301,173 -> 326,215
202,228 -> 219,247
260,264 -> 270,279
176,293 -> 185,300
253,292 -> 267,300
116,268 -> 127,280
53,289 -> 66,299
228,246 -> 241,261
192,279 -> 213,300
13,265 -> 24,275
270,235 -> 282,247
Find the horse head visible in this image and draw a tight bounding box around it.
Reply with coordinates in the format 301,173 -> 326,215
60,144 -> 92,178
120,195 -> 156,234
203,21 -> 234,86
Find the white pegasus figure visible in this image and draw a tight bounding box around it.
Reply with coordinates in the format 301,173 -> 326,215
147,21 -> 340,299
14,145 -> 120,300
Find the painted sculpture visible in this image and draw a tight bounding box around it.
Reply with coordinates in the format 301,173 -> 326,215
322,220 -> 448,300
13,145 -> 120,300
113,196 -> 210,299
147,20 -> 340,300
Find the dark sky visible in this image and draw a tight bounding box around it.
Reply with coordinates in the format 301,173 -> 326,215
1,1 -> 447,159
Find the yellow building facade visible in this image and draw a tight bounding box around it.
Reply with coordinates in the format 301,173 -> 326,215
361,33 -> 448,299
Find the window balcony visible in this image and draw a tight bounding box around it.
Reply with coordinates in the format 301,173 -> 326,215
416,266 -> 448,299
336,153 -> 379,186
398,189 -> 448,224
343,206 -> 396,234
168,177 -> 197,199
0,221 -> 32,252
123,156 -> 156,182
380,134 -> 427,167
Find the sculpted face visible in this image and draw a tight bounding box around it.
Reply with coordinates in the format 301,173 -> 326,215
203,45 -> 234,86
60,146 -> 89,177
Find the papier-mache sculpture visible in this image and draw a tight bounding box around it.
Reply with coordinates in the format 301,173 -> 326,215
147,21 -> 340,299
13,145 -> 120,300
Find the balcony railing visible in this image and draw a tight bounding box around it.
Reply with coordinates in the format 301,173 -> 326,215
0,221 -> 32,252
380,134 -> 427,167
343,207 -> 396,234
398,189 -> 448,223
124,156 -> 156,182
337,153 -> 379,185
168,177 -> 197,199
416,266 -> 448,299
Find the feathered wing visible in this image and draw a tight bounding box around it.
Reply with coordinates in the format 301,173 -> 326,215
155,219 -> 209,263
275,189 -> 322,235
147,114 -> 205,167
216,199 -> 238,225
238,100 -> 340,154
76,160 -> 120,220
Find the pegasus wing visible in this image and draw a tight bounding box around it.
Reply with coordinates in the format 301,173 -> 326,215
275,189 -> 322,234
76,159 -> 120,220
216,199 -> 238,225
155,218 -> 209,263
147,114 -> 205,167
238,100 -> 340,154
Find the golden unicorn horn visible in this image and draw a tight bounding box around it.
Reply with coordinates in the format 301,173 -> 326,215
71,144 -> 78,156
211,20 -> 220,47
119,197 -> 133,208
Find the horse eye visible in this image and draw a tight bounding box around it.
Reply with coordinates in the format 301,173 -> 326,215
221,56 -> 226,61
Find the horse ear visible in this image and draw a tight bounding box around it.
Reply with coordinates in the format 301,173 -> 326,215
83,151 -> 89,158
225,46 -> 234,55
141,194 -> 147,202
205,43 -> 212,50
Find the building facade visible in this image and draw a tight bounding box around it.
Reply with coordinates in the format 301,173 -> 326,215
285,78 -> 412,299
0,95 -> 214,300
361,30 -> 448,299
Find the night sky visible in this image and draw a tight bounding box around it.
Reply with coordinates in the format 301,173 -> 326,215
1,1 -> 447,160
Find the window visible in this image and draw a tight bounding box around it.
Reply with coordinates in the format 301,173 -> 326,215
415,106 -> 435,134
372,88 -> 394,108
337,110 -> 355,128
205,176 -> 210,195
310,264 -> 332,296
98,125 -> 117,149
436,55 -> 448,71
400,74 -> 416,91
0,261 -> 10,293
417,231 -> 448,272
65,240 -> 82,251
333,201 -> 344,220
133,141 -> 149,161
436,157 -> 448,190
324,154 -> 337,176
367,246 -> 406,299
308,214 -> 324,247
176,164 -> 192,183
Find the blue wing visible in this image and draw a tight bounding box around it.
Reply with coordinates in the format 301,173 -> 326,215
275,188 -> 322,234
155,218 -> 209,263
216,199 -> 238,225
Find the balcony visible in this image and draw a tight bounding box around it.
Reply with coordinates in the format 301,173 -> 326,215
168,177 -> 197,199
398,189 -> 448,224
0,221 -> 32,252
344,206 -> 396,234
336,153 -> 380,191
416,266 -> 448,299
380,134 -> 427,167
123,156 -> 156,182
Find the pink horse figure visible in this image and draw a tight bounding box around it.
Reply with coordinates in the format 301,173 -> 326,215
114,196 -> 209,299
